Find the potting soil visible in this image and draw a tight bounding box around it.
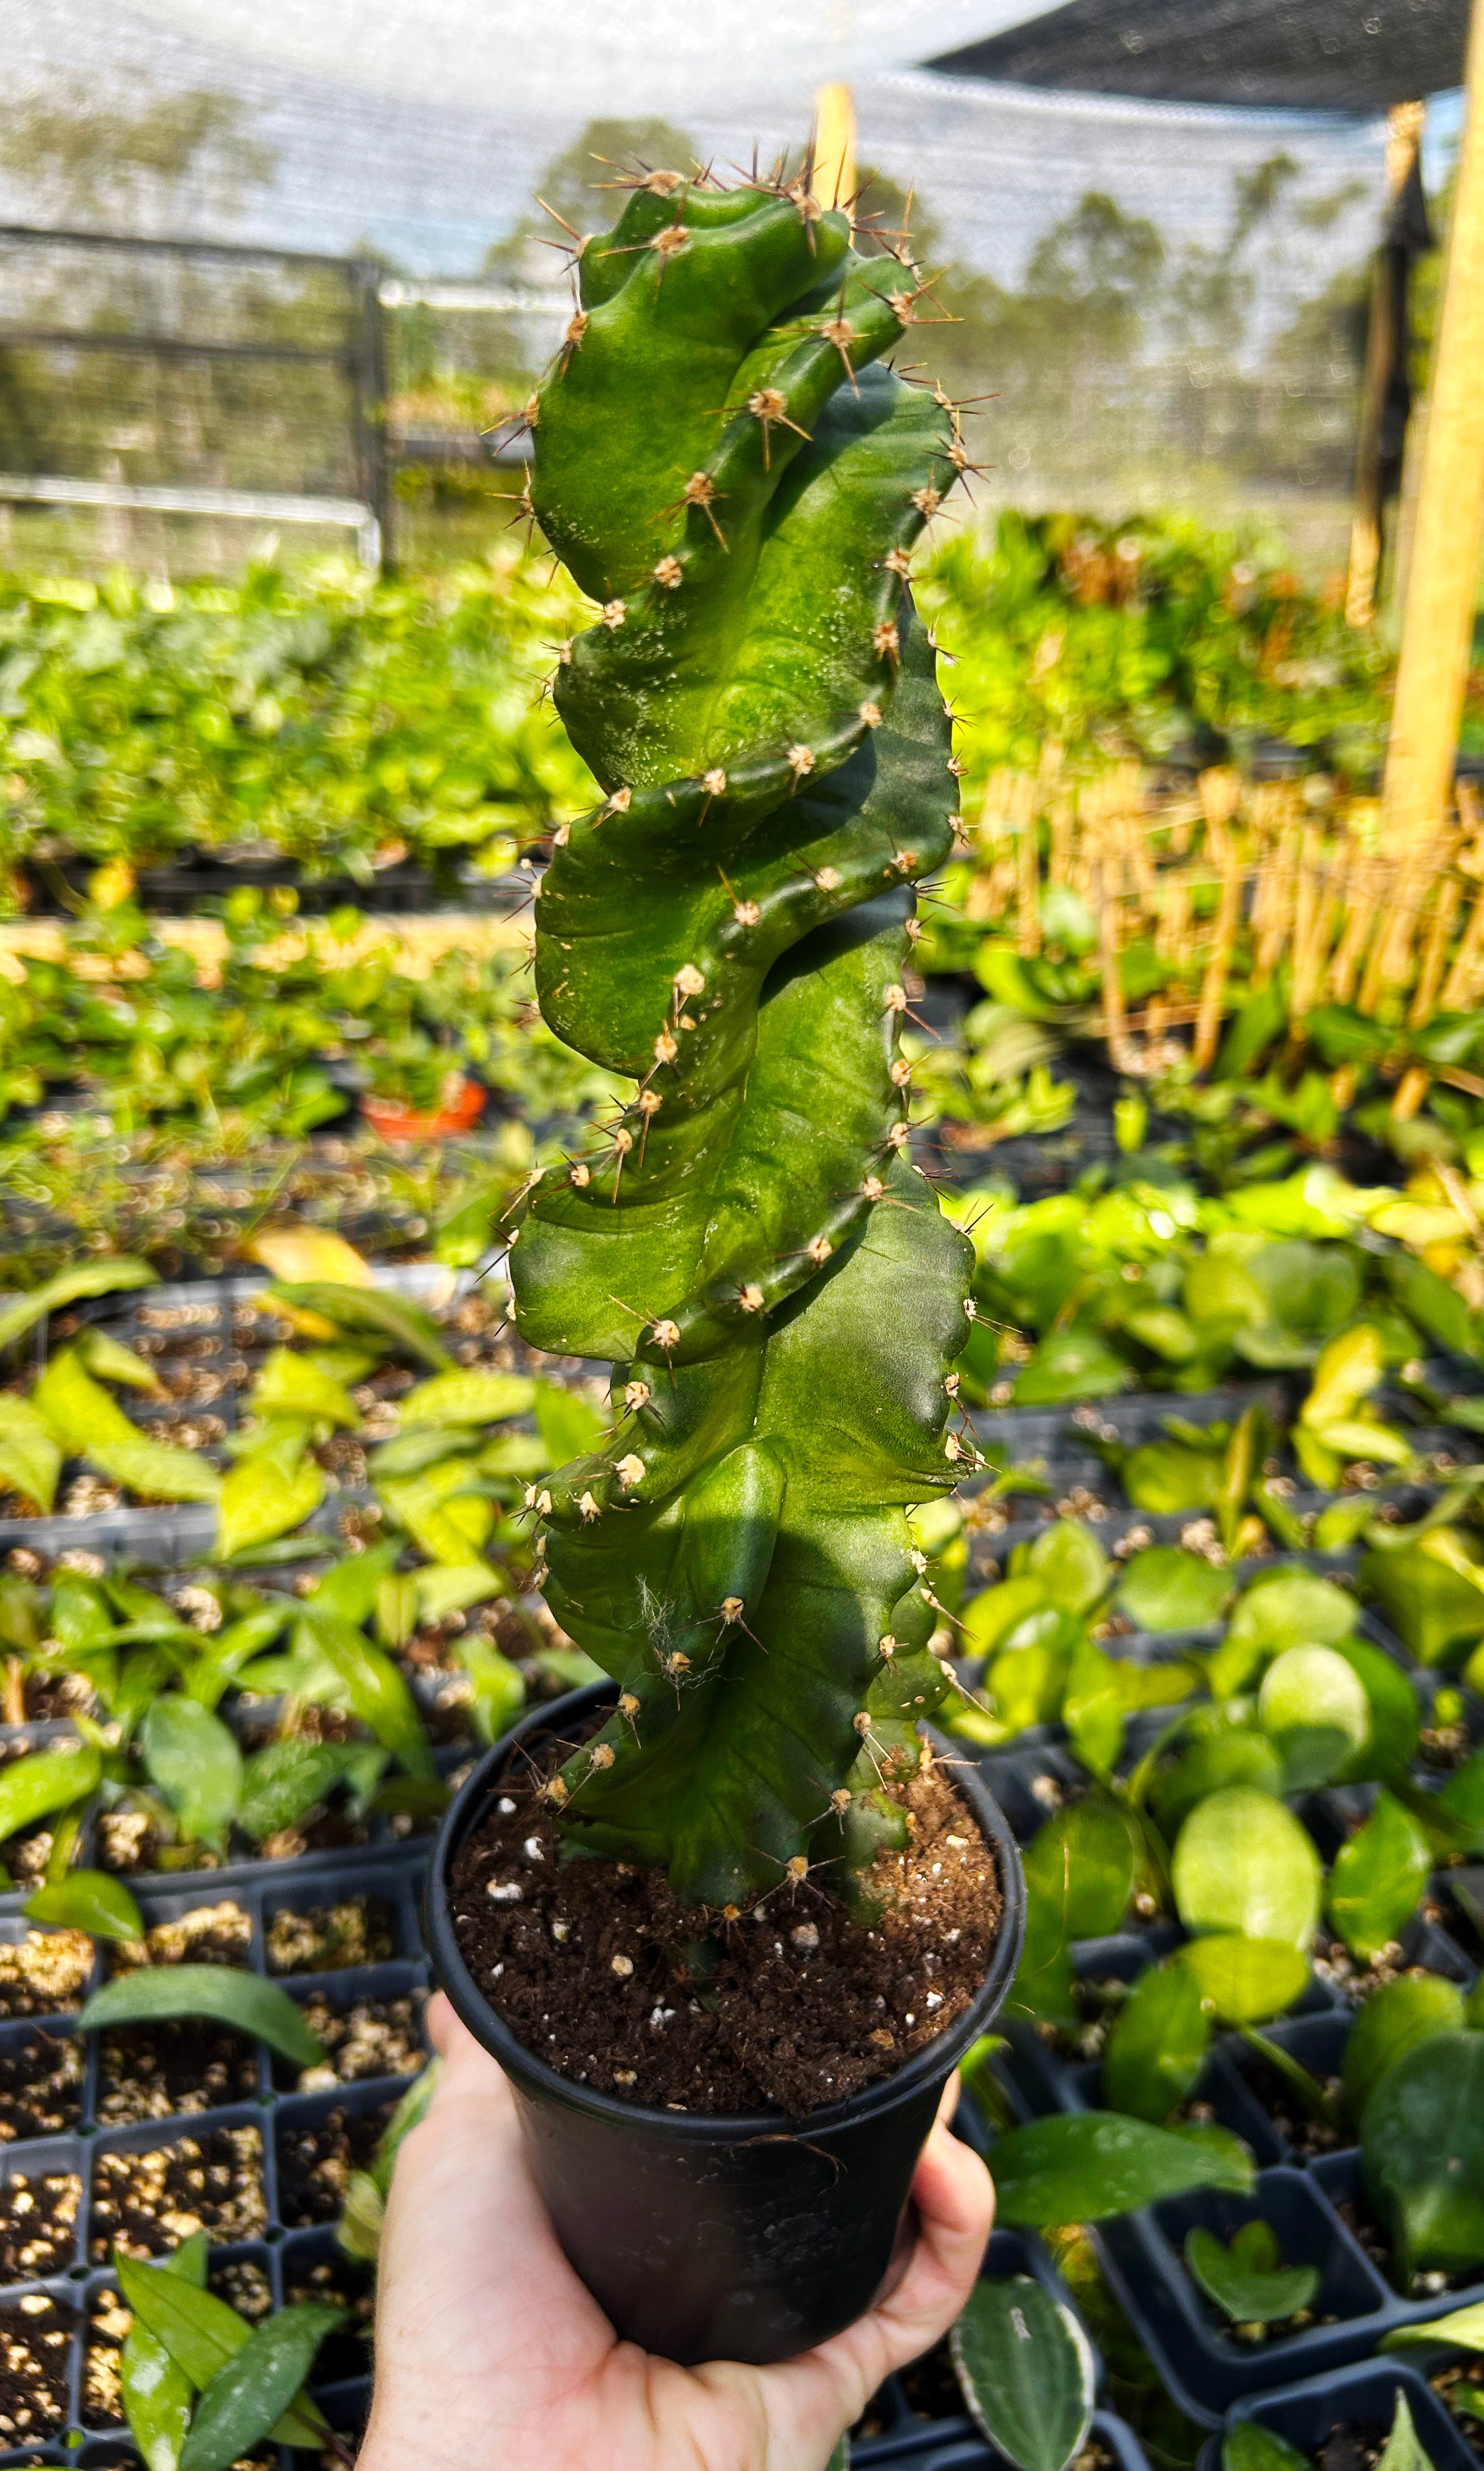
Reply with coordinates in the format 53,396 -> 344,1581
450,1743 -> 1004,2116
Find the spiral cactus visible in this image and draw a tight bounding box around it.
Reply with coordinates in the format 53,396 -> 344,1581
510,165 -> 975,1910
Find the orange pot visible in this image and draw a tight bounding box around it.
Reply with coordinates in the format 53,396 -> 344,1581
362,1078 -> 487,1142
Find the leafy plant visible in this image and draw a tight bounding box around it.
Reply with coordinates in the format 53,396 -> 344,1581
1183,2220 -> 1319,2326
951,2273 -> 1096,2471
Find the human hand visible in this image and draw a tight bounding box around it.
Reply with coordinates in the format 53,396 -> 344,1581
358,1991 -> 994,2471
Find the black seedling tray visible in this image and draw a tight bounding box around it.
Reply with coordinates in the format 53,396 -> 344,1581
966,1736 -> 1484,2428
19,855 -> 540,922
854,2408 -> 1154,2471
0,1847 -> 431,2467
1197,2358 -> 1478,2471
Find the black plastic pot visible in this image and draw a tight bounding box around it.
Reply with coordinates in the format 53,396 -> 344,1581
426,1681 -> 1026,2368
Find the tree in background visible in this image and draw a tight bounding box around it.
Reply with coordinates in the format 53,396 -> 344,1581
0,83 -> 274,227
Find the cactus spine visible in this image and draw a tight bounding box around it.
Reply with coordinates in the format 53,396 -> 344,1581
512,166 -> 974,1910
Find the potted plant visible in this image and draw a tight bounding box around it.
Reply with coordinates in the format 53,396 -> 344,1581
360,1030 -> 487,1141
426,162 -> 1024,2366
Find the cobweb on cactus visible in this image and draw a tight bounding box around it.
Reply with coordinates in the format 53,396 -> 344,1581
509,164 -> 978,1909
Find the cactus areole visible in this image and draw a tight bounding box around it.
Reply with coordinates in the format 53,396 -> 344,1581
505,165 -> 982,1923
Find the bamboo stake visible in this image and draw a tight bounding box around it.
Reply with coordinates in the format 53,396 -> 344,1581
1194,843 -> 1244,1072
1382,0 -> 1484,845
811,83 -> 856,215
1015,774 -> 1040,955
1441,878 -> 1484,1009
1346,102 -> 1426,628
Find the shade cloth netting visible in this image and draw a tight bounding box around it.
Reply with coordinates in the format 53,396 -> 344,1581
926,0 -> 1469,113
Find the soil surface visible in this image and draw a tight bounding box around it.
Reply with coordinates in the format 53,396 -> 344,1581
266,1896 -> 397,1975
0,2033 -> 83,2142
277,2100 -> 397,2227
285,2249 -> 375,2385
107,1903 -> 252,1976
0,2293 -> 74,2443
1319,2421 -> 1390,2471
0,2172 -> 80,2280
450,1736 -> 1003,2116
89,2125 -> 268,2258
0,1931 -> 93,2019
96,2019 -> 259,2123
273,1991 -> 426,2092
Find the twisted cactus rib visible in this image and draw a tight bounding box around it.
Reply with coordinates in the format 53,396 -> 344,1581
511,170 -> 975,1908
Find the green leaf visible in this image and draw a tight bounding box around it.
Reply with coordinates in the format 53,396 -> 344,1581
216,1450 -> 325,1558
1302,1325 -> 1386,1429
1012,1329 -> 1128,1405
75,1326 -> 163,1392
248,1345 -> 361,1429
1102,1957 -> 1211,2122
1326,1794 -> 1433,1962
990,2111 -> 1254,2227
32,1350 -> 221,1499
297,1613 -> 434,1778
1148,1721 -> 1285,1837
121,2233 -> 208,2471
1026,1521 -> 1110,1616
1184,2222 -> 1319,2325
1177,1935 -> 1309,2025
1117,1547 -> 1230,1634
0,1396 -> 61,1513
532,1378 -> 607,1462
401,1369 -> 536,1426
1223,2421 -> 1311,2471
1376,2389 -> 1438,2471
1344,1975 -> 1466,2122
412,1562 -> 505,1623
1119,1441 -> 1223,1517
1384,2298 -> 1484,2355
1257,1645 -> 1372,1791
1361,1533 -> 1484,1667
0,1742 -> 101,1843
1023,1798 -> 1139,1941
267,1281 -> 452,1370
377,1457 -> 495,1565
1226,1568 -> 1358,1660
1063,1636 -> 1124,1781
116,2250 -> 330,2452
0,1256 -> 154,1356
179,2302 -> 345,2471
140,1699 -> 243,1851
1361,2032 -> 1484,2280
26,1868 -> 142,1942
88,1433 -> 223,1505
950,2274 -> 1096,2471
236,1739 -> 365,1843
80,1964 -> 327,2068
1172,1786 -> 1322,1949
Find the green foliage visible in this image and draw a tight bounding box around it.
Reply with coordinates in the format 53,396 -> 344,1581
78,1963 -> 327,2068
990,2112 -> 1254,2227
507,173 -> 973,1903
1183,2221 -> 1319,2325
0,553 -> 593,881
951,2275 -> 1096,2471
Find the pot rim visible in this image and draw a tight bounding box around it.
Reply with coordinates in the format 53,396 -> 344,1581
427,1679 -> 1026,2141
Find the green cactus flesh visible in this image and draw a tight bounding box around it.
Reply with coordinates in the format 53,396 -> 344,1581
510,171 -> 974,1909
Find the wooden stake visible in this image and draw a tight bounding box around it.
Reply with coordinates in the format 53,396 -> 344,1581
1383,0 -> 1484,845
1346,102 -> 1426,629
1194,845 -> 1244,1072
811,84 -> 856,216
